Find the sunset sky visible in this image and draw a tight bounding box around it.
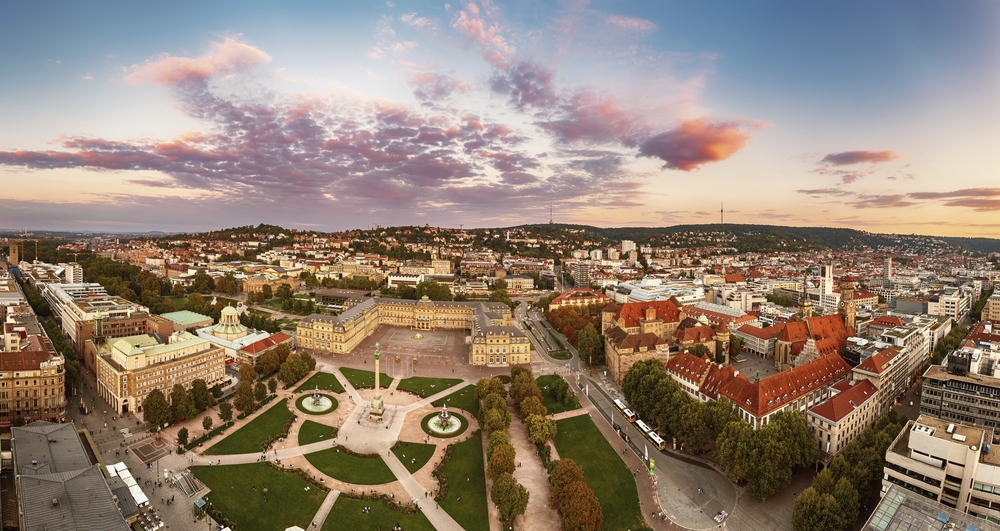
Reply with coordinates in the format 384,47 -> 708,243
1,1 -> 998,235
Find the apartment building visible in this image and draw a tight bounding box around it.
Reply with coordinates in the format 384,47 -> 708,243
571,260 -> 591,288
808,378 -> 879,462
852,347 -> 909,417
91,331 -> 226,416
470,327 -> 531,366
0,314 -> 67,425
882,415 -> 1000,519
986,293 -> 1000,322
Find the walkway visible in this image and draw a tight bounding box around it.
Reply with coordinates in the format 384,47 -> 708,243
383,452 -> 464,531
506,404 -> 561,531
310,489 -> 341,530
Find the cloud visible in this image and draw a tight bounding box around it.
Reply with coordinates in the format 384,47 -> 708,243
637,118 -> 764,171
693,210 -> 711,216
605,15 -> 656,32
847,194 -> 917,209
82,73 -> 93,81
907,188 -> 1000,200
940,199 -> 1000,211
796,188 -> 854,197
124,37 -> 271,85
489,59 -> 559,110
401,12 -> 437,32
408,72 -> 470,101
820,150 -> 899,166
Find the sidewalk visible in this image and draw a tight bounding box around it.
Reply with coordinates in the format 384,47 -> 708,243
506,403 -> 561,531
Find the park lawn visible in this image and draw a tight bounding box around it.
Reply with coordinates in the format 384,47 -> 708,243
554,415 -> 647,531
439,430 -> 489,531
304,448 -> 396,485
295,372 -> 346,394
323,496 -> 435,531
432,384 -> 479,417
168,296 -> 186,310
396,376 -> 463,398
193,462 -> 325,531
392,441 -> 436,474
204,398 -> 292,455
536,374 -> 581,415
548,350 -> 573,360
340,367 -> 394,390
298,420 -> 337,446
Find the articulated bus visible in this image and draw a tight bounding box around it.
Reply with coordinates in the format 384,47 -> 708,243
634,420 -> 653,435
647,431 -> 667,451
613,399 -> 627,412
621,408 -> 637,422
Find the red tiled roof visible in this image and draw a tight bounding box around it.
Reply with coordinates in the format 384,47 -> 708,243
855,291 -> 879,300
806,314 -> 849,353
735,323 -> 785,340
606,328 -> 665,351
725,273 -> 745,283
614,300 -> 681,328
700,364 -> 738,400
871,316 -> 905,328
677,326 -> 715,344
778,321 -> 810,342
809,379 -> 877,423
969,320 -> 1000,344
0,342 -> 51,371
240,332 -> 292,355
854,347 -> 901,375
719,354 -> 851,417
666,352 -> 711,383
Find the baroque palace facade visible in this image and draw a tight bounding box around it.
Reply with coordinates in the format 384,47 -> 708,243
297,295 -> 530,367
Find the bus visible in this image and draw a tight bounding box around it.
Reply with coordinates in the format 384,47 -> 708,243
613,399 -> 627,412
647,432 -> 667,451
635,420 -> 653,435
621,408 -> 637,423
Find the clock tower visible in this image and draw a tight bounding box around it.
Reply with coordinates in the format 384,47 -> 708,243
839,276 -> 858,333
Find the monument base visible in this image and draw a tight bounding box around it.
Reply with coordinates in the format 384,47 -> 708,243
370,396 -> 385,418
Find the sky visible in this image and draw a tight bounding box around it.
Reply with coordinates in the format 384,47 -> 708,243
0,1 -> 998,236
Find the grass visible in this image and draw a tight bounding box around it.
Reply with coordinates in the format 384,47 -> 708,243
304,448 -> 397,485
420,412 -> 468,439
340,367 -> 394,390
295,372 -> 346,393
536,374 -> 582,415
193,462 -> 326,531
295,394 -> 338,415
555,415 -> 648,531
432,384 -> 479,417
439,430 -> 489,531
548,350 -> 573,360
204,398 -> 292,455
298,420 -> 337,446
396,376 -> 463,398
323,496 -> 435,531
167,296 -> 187,310
391,441 -> 437,474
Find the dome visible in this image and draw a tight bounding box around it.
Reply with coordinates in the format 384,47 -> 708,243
221,305 -> 238,315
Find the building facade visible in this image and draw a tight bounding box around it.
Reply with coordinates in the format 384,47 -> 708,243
1,314 -> 67,425
808,378 -> 879,462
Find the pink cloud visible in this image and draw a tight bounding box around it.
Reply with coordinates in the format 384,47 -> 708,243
848,194 -> 917,209
407,72 -> 470,101
124,37 -> 270,85
820,150 -> 899,166
637,118 -> 763,171
605,15 -> 656,32
452,2 -> 514,66
907,188 -> 1000,200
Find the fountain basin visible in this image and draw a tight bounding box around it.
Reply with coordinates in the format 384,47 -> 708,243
296,393 -> 338,415
421,412 -> 468,438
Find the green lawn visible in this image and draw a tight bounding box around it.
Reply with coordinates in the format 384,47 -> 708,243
548,350 -> 573,360
168,296 -> 187,310
298,420 -> 337,446
555,415 -> 648,531
421,412 -> 468,439
396,376 -> 463,398
439,430 -> 489,531
295,372 -> 346,394
340,367 -> 394,390
432,384 -> 479,417
392,441 -> 436,474
304,448 -> 396,485
537,374 -> 582,415
193,463 -> 326,531
295,394 -> 339,415
323,496 -> 435,531
204,398 -> 292,455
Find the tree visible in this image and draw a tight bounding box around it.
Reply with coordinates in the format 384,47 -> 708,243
549,459 -> 585,510
170,384 -> 197,421
747,423 -> 794,500
488,443 -> 516,480
525,414 -> 558,444
254,381 -> 267,402
476,377 -> 507,400
259,350 -> 280,375
510,373 -> 542,406
705,398 -> 739,440
576,323 -> 601,366
191,270 -> 215,294
487,431 -> 511,459
275,342 -> 291,365
792,488 -> 843,531
832,477 -> 860,528
730,336 -> 743,357
186,292 -> 208,314
415,281 -> 453,301
519,396 -> 547,418
203,416 -> 213,432
234,380 -> 256,414
191,379 -> 214,411
268,377 -> 278,394
300,350 -> 316,372
677,401 -> 712,453
276,283 -> 293,300
172,283 -> 186,298
482,408 -> 510,436
491,473 -> 529,521
548,376 -> 571,404
558,480 -> 603,531
177,427 -> 189,447
278,353 -> 309,385
261,284 -> 273,300
715,420 -> 754,482
162,297 -> 176,313
216,273 -> 239,295
218,401 -> 233,423
494,278 -> 507,290
621,359 -> 666,406
142,389 -> 170,428
770,410 -> 819,468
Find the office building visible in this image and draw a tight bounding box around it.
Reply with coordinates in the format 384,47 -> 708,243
572,260 -> 591,288
808,378 -> 879,462
42,283 -> 148,347
1,314 -> 67,425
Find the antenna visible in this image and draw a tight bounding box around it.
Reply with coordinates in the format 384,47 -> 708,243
549,205 -> 553,225
720,203 -> 724,225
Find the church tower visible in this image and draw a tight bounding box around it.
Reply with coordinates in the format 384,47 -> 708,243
798,273 -> 813,318
839,276 -> 857,333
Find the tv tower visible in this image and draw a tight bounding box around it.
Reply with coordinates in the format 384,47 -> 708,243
720,203 -> 724,225
549,205 -> 553,224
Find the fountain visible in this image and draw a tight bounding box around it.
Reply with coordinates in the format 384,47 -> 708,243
412,333 -> 425,340
427,403 -> 461,436
298,386 -> 334,414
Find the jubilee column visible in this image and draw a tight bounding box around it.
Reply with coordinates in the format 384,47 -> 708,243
370,342 -> 385,418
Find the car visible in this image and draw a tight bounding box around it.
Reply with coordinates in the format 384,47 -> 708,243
613,422 -> 621,432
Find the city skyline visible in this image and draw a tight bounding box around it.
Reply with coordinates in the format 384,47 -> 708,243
1,1 -> 998,236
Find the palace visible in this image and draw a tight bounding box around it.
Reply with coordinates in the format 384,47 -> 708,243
297,296 -> 528,367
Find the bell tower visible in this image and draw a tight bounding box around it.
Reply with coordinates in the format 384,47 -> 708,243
839,276 -> 857,333
798,273 -> 813,318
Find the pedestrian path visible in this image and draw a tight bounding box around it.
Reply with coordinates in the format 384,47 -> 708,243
548,408 -> 588,421
382,452 -> 463,531
310,489 -> 341,530
506,404 -> 560,531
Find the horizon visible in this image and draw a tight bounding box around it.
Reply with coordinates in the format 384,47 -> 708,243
1,1 -> 998,236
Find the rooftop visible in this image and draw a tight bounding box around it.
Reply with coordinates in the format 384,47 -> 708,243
864,484 -> 1000,531
160,310 -> 213,327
